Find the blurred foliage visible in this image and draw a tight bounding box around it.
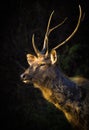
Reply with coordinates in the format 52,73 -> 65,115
59,43 -> 89,78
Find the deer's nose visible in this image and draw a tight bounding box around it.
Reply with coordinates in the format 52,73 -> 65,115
20,73 -> 27,80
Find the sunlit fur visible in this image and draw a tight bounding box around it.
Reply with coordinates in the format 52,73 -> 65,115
21,52 -> 89,130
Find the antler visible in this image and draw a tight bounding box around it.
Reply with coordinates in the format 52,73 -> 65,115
32,5 -> 82,56
32,11 -> 67,56
52,5 -> 82,50
42,11 -> 67,54
32,34 -> 41,56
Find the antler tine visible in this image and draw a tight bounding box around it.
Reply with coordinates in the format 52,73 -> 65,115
43,10 -> 54,50
43,10 -> 67,54
48,17 -> 67,35
32,34 -> 40,56
52,5 -> 82,50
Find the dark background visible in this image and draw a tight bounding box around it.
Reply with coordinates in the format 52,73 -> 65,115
0,0 -> 89,130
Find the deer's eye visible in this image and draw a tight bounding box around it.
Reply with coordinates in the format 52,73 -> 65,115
40,63 -> 46,66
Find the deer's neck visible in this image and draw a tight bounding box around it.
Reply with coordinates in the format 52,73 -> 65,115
34,66 -> 83,126
51,67 -> 81,106
33,66 -> 88,129
34,66 -> 81,106
49,67 -> 82,126
55,70 -> 81,102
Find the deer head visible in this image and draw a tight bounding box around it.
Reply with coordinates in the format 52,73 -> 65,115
20,5 -> 82,87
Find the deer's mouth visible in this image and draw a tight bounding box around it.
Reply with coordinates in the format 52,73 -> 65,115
23,80 -> 30,84
20,73 -> 33,84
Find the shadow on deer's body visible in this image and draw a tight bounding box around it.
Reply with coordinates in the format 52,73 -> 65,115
20,5 -> 89,130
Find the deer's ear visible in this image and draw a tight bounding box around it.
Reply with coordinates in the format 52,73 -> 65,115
50,50 -> 57,64
26,54 -> 37,65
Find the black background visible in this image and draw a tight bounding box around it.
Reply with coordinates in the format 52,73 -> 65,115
0,0 -> 89,129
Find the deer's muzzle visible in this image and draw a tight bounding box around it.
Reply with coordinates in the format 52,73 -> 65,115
20,73 -> 32,83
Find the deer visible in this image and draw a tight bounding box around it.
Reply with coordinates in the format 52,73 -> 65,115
20,5 -> 89,130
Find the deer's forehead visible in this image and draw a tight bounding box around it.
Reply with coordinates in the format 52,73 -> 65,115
35,56 -> 49,64
27,54 -> 51,66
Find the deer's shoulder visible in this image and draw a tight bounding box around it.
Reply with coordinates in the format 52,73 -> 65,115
70,76 -> 89,87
